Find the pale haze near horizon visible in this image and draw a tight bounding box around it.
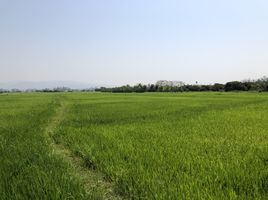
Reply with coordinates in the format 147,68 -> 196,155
1,0 -> 268,86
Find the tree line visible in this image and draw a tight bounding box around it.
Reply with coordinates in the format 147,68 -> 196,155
0,87 -> 94,93
95,76 -> 268,93
1,76 -> 267,93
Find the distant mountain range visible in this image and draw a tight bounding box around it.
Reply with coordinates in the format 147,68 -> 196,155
0,81 -> 104,90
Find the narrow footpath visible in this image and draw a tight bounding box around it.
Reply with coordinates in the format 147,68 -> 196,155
44,101 -> 122,200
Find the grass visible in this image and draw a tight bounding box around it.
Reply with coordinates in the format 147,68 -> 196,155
0,93 -> 93,199
1,92 -> 268,199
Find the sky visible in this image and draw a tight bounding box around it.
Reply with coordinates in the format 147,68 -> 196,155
1,0 -> 268,86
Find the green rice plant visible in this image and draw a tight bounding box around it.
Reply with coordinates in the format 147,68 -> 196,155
2,92 -> 268,199
54,92 -> 268,199
0,93 -> 89,199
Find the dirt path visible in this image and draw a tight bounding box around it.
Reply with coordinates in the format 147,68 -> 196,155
45,101 -> 122,200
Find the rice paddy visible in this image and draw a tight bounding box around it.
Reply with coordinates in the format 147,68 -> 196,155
1,92 -> 268,199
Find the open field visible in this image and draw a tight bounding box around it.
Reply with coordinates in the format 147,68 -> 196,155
1,92 -> 268,199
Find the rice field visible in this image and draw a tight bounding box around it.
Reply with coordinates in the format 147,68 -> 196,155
1,92 -> 268,199
0,93 -> 89,199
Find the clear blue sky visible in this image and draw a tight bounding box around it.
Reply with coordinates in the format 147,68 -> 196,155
1,0 -> 268,85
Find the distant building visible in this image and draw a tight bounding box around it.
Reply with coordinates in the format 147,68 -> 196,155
155,80 -> 184,87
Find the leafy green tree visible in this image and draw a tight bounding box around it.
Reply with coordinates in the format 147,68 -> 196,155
225,81 -> 247,91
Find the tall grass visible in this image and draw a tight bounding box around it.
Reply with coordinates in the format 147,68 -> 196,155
0,93 -> 88,199
2,92 -> 268,199
54,92 -> 268,199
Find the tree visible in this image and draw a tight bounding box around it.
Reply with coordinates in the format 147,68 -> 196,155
225,81 -> 247,91
212,83 -> 225,91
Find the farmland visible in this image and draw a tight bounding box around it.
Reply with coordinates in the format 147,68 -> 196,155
1,92 -> 268,199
